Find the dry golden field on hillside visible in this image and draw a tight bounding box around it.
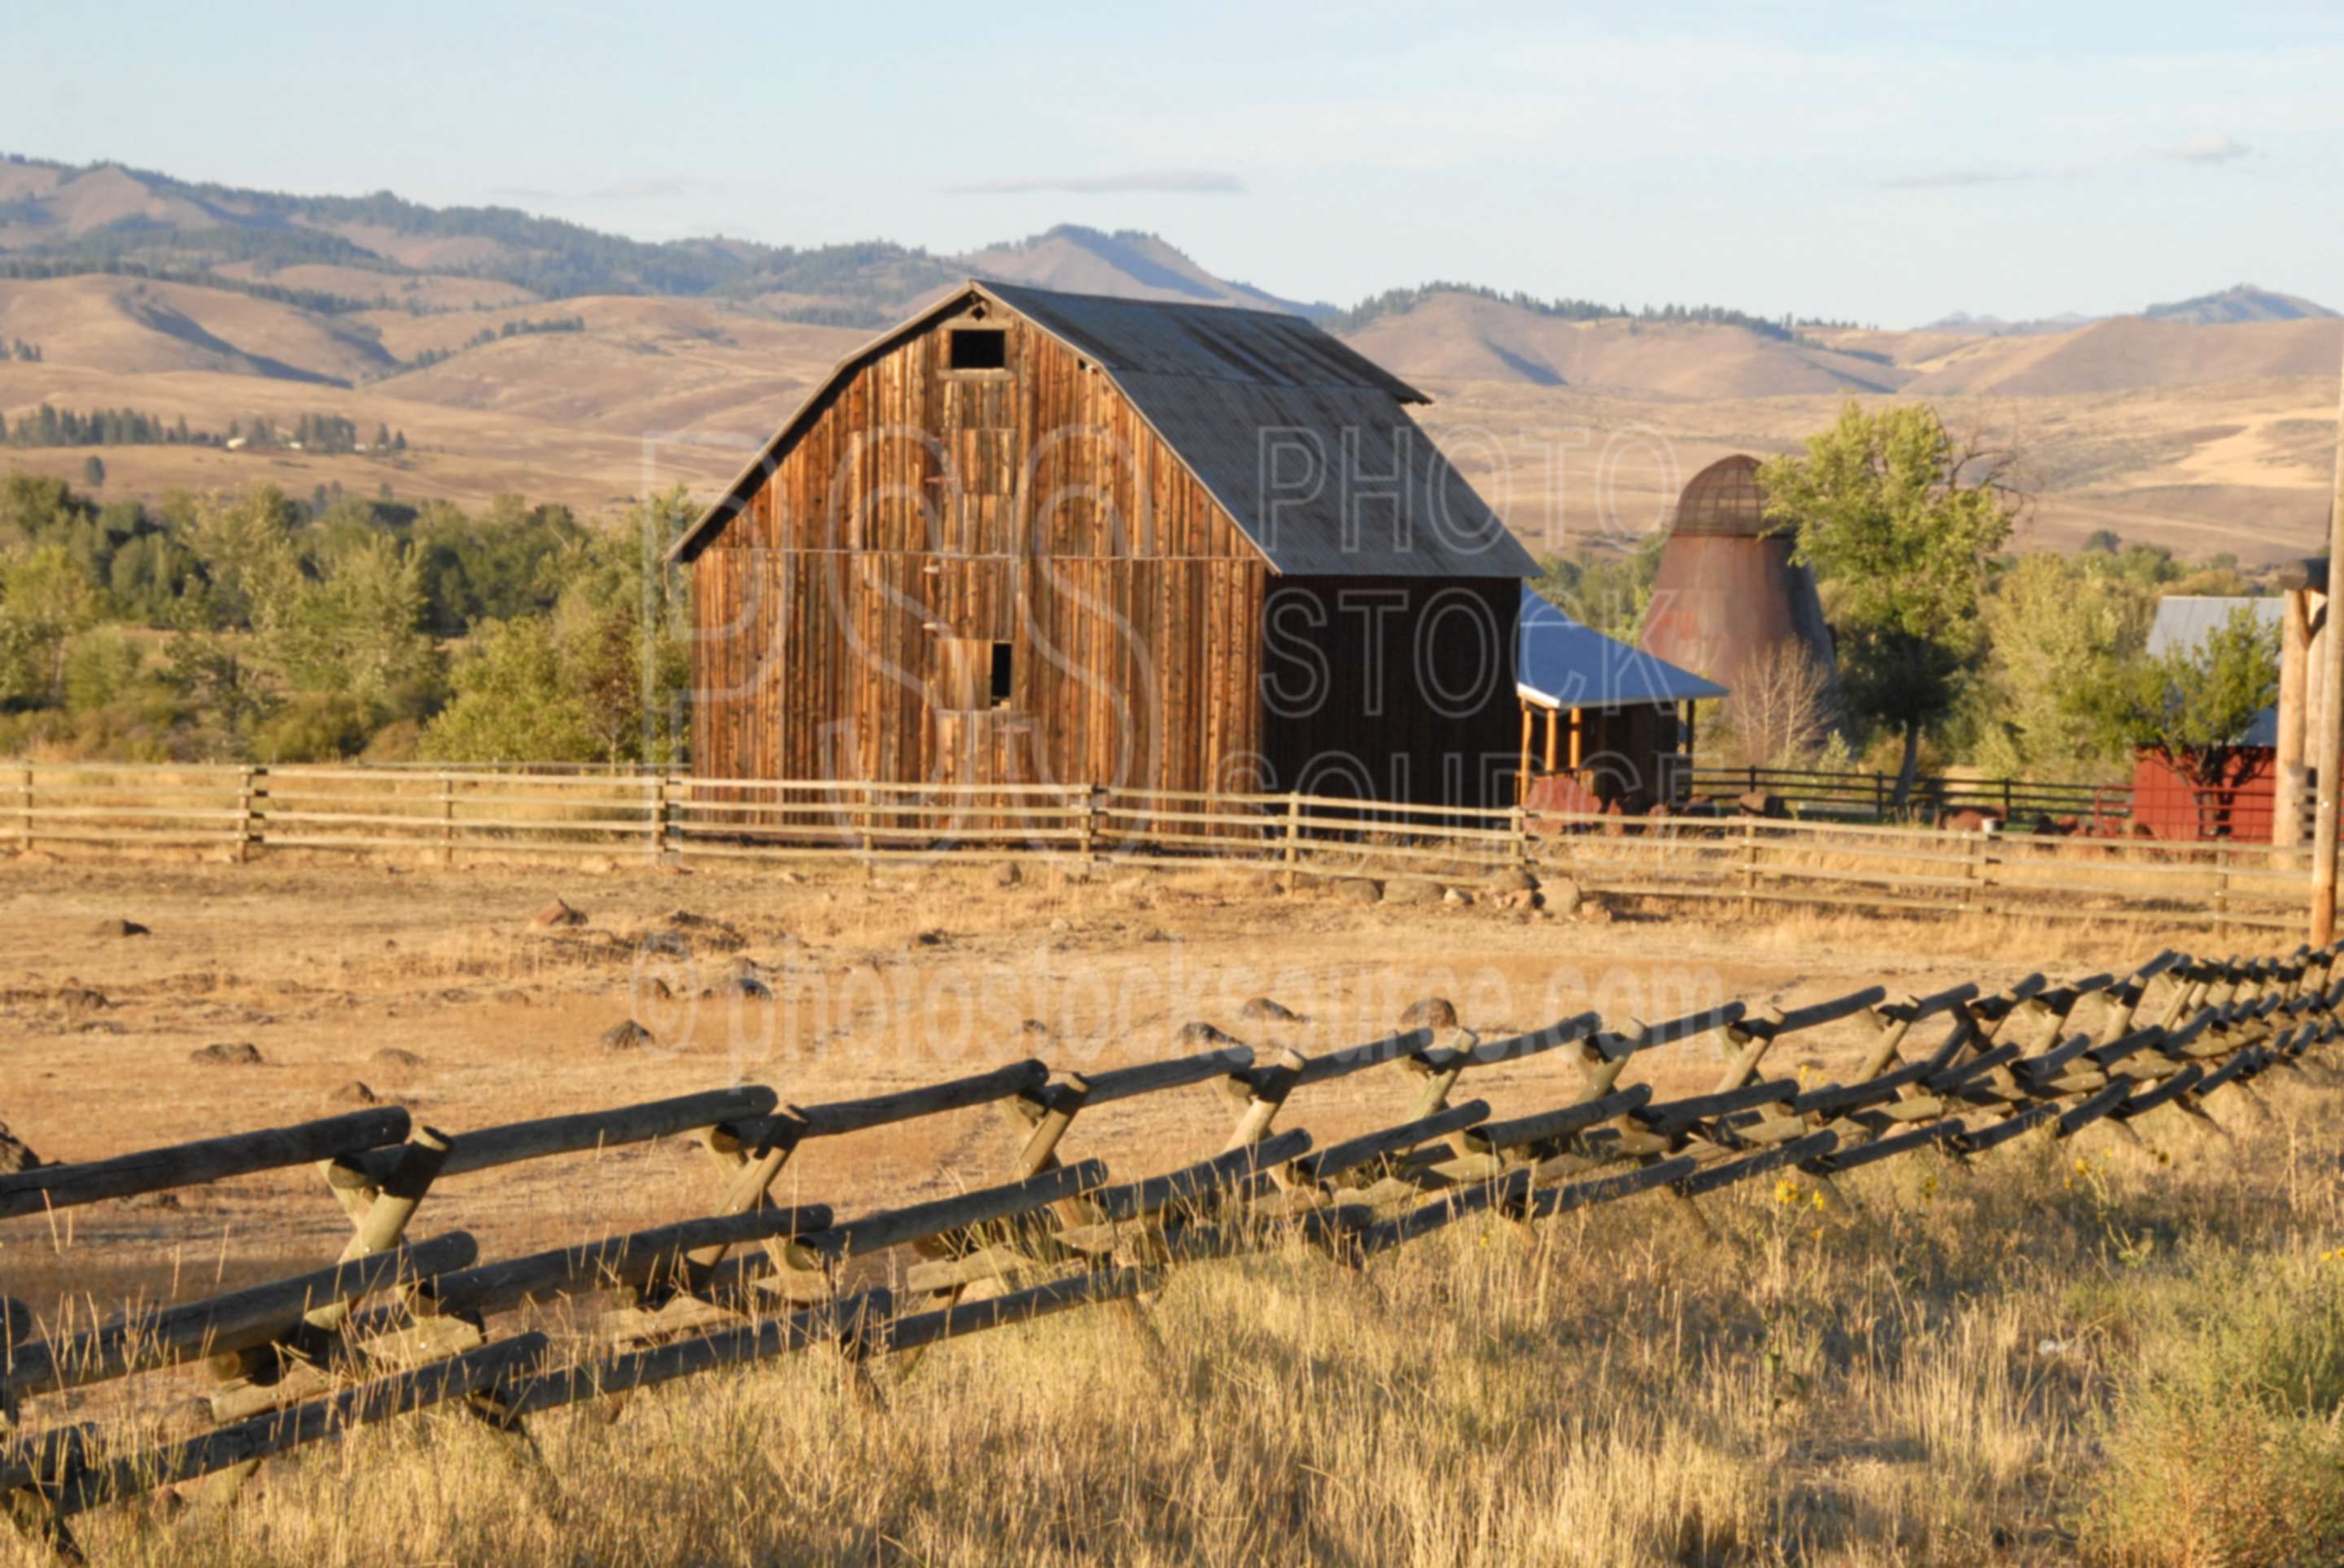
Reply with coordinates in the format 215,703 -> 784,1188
7,857 -> 2343,1564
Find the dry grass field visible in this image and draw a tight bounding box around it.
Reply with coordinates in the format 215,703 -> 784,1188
7,858 -> 2342,1564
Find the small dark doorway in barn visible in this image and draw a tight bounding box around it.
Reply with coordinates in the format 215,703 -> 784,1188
933,636 -> 1030,797
989,641 -> 1014,708
938,637 -> 1016,710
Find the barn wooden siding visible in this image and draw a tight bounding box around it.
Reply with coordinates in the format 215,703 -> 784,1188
691,303 -> 1270,801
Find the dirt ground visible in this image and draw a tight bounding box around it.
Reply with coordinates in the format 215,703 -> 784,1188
0,854 -> 2233,1309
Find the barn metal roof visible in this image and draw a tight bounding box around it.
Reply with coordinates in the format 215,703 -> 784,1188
670,281 -> 1538,579
1517,587 -> 1727,711
980,281 -> 1428,400
2145,596 -> 2281,748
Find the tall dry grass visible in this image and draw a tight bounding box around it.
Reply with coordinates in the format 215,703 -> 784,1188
14,1059 -> 2344,1568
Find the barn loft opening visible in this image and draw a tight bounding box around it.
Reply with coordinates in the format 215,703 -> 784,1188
949,327 -> 1008,370
990,641 -> 1014,706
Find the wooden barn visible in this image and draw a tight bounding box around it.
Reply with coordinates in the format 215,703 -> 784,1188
670,280 -> 1542,807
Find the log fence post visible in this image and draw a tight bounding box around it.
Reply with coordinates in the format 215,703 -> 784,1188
15,761 -> 31,853
1282,791 -> 1301,893
198,1128 -> 459,1507
437,770 -> 456,867
1738,819 -> 1757,917
234,766 -> 256,863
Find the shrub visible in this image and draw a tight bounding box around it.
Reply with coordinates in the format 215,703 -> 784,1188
2084,1254 -> 2344,1566
61,626 -> 143,710
252,692 -> 375,763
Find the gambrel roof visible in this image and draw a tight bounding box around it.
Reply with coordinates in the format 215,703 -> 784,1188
670,280 -> 1539,579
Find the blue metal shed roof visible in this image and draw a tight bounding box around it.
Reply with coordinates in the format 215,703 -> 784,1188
1517,587 -> 1727,710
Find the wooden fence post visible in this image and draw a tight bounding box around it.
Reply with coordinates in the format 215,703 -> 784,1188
1282,792 -> 1301,894
2214,847 -> 2232,937
1738,819 -> 1757,918
1963,830 -> 1987,914
650,772 -> 671,864
234,766 -> 256,864
437,770 -> 456,868
15,761 -> 31,853
1078,786 -> 1100,871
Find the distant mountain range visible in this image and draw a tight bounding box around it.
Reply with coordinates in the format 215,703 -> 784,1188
1922,285 -> 2339,338
0,151 -> 2337,565
0,154 -> 1332,327
7,152 -> 2329,338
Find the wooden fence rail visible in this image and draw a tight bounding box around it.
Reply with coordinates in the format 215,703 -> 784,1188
3,937 -> 2337,1557
2,762 -> 2322,933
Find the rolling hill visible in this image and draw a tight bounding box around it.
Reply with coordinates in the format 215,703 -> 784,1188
0,150 -> 2337,564
2144,284 -> 2339,325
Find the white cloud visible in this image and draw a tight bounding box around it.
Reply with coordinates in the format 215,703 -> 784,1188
2157,133 -> 2254,164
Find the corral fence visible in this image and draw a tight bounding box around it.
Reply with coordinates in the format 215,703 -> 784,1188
2,940 -> 2335,1558
1684,764 -> 2132,825
1683,762 -> 2322,844
0,761 -> 2317,933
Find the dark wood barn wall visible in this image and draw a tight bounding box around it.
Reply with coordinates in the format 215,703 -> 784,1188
1258,577 -> 1521,808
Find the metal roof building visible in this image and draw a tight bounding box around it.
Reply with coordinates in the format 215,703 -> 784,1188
676,279 -> 1539,808
2145,596 -> 2282,747
674,280 -> 1537,581
1516,587 -> 1725,710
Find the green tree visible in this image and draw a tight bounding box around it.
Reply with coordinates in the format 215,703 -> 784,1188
419,616 -> 596,762
260,533 -> 443,713
179,485 -> 300,631
419,487 -> 693,764
162,627 -> 274,758
81,455 -> 105,489
1760,402 -> 2018,804
2100,605 -> 2280,788
62,627 -> 144,710
1963,553 -> 2157,781
1533,535 -> 1665,644
0,544 -> 100,705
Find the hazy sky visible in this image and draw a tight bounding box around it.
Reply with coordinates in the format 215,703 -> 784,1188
9,1 -> 2342,326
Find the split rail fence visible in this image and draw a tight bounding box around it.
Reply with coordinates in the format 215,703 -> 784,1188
0,761 -> 2317,933
2,938 -> 2338,1557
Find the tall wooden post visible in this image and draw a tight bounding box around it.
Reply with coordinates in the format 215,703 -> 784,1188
234,766 -> 256,863
2313,342 -> 2344,946
1281,791 -> 1301,894
1516,701 -> 1533,801
2278,587 -> 2311,846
